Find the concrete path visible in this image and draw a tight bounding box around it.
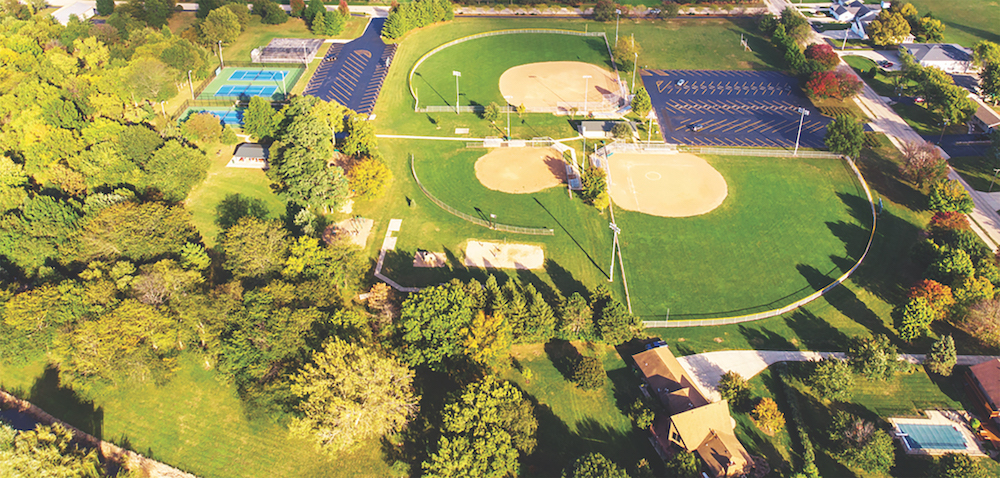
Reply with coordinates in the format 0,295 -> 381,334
677,350 -> 1000,402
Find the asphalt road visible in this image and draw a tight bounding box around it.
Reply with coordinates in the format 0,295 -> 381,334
304,18 -> 396,115
642,69 -> 831,148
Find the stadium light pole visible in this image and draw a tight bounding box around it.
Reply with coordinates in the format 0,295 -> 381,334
583,75 -> 592,116
218,40 -> 224,69
504,95 -> 514,140
793,107 -> 810,156
615,9 -> 621,44
453,71 -> 461,115
188,70 -> 194,99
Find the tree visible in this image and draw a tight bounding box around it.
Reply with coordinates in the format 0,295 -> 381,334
595,298 -> 642,344
934,452 -> 989,478
867,10 -> 911,46
347,157 -> 392,199
0,423 -> 104,477
270,103 -> 349,211
484,102 -> 501,123
627,397 -> 655,430
464,310 -> 512,371
244,97 -> 281,141
928,180 -> 974,213
71,202 -> 197,262
810,357 -> 854,401
613,34 -> 641,73
830,413 -> 895,473
804,43 -> 839,70
96,0 -> 114,15
660,2 -> 680,18
196,0 -> 223,18
926,247 -> 975,286
201,7 -> 241,44
310,8 -> 326,34
895,296 -> 937,341
908,279 -> 955,319
847,334 -> 903,381
253,0 -> 287,24
929,211 -> 970,234
342,116 -> 378,158
917,16 -> 946,43
752,398 -> 785,434
323,10 -> 346,36
965,299 -> 1000,348
424,378 -> 537,478
664,450 -> 699,478
581,166 -> 607,208
221,217 -> 290,279
593,0 -> 619,22
954,275 -> 995,305
399,281 -> 474,369
900,140 -> 949,188
718,371 -> 751,408
780,7 -> 811,44
560,292 -> 593,339
981,63 -> 1000,105
973,41 -> 1000,68
143,140 -> 210,202
289,339 -> 417,453
290,0 -> 305,17
925,334 -> 957,376
338,0 -> 349,16
824,115 -> 865,157
612,122 -> 633,140
304,0 -> 324,25
565,453 -> 630,478
630,87 -> 651,118
572,356 -> 606,390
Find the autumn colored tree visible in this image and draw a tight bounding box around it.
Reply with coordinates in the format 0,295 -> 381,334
928,180 -> 974,213
752,398 -> 785,434
899,140 -> 949,188
290,0 -> 305,17
908,279 -> 955,319
804,43 -> 839,70
464,310 -> 513,371
806,71 -> 840,99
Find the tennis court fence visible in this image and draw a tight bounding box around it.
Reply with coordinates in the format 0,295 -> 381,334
410,155 -> 555,236
189,61 -> 305,101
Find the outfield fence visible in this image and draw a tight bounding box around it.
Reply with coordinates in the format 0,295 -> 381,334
680,146 -> 842,159
408,29 -> 615,113
410,155 -> 555,235
641,155 -> 876,327
466,137 -> 557,148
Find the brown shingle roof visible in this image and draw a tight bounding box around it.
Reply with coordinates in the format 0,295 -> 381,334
970,359 -> 1000,409
632,347 -> 709,411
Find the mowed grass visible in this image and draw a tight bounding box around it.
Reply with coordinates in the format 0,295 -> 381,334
412,33 -> 613,109
949,154 -> 1000,192
223,16 -> 368,63
0,354 -> 398,478
906,0 -> 1000,47
183,142 -> 285,246
504,342 -> 659,476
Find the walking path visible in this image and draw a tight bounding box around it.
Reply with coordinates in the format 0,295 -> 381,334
374,219 -> 420,293
676,349 -> 1000,402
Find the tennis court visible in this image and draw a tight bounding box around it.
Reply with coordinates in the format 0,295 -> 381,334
215,85 -> 278,98
182,107 -> 244,126
228,69 -> 287,81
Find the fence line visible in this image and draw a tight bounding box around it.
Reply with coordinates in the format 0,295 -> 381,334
408,29 -> 607,111
680,146 -> 842,159
643,156 -> 877,327
410,155 -> 555,235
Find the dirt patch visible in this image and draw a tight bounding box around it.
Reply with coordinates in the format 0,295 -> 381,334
464,240 -> 544,269
413,250 -> 447,268
475,147 -> 565,194
499,61 -> 622,112
606,152 -> 727,218
323,217 -> 373,247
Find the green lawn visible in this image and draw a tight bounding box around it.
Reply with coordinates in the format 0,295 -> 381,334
950,155 -> 1000,193
504,342 -> 659,476
891,102 -> 967,136
0,354 -> 398,478
183,142 -> 285,246
223,16 -> 368,63
906,0 -> 1000,48
842,55 -> 910,98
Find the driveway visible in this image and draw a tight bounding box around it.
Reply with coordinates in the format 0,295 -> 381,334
837,50 -> 902,71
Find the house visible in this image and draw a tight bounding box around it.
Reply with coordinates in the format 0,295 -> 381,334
902,43 -> 975,74
829,0 -> 881,23
228,143 -> 269,170
51,1 -> 96,25
968,96 -> 1000,135
634,345 -> 753,478
967,359 -> 1000,425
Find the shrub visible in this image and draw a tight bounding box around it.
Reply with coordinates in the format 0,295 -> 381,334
925,335 -> 956,376
572,356 -> 606,390
593,0 -> 619,22
717,371 -> 750,408
627,397 -> 655,430
664,450 -> 700,478
928,180 -> 974,213
809,357 -> 853,401
929,211 -> 970,234
752,398 -> 785,434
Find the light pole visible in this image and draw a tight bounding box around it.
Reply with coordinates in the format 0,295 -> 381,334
793,107 -> 810,156
631,51 -> 638,93
615,9 -> 621,44
218,40 -> 224,69
453,71 -> 461,115
504,95 -> 513,139
583,75 -> 592,116
841,29 -> 849,50
188,70 -> 195,99
938,119 -> 950,144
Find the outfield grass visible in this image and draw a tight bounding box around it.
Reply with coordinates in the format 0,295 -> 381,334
906,0 -> 1000,47
0,354 -> 399,478
183,142 -> 285,246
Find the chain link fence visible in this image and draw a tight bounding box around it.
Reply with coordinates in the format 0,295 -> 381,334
410,155 -> 555,235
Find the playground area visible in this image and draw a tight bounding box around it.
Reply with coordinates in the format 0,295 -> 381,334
198,66 -> 304,101
603,152 -> 728,218
475,147 -> 566,194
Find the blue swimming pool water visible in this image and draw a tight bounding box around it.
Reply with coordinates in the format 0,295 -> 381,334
897,423 -> 967,450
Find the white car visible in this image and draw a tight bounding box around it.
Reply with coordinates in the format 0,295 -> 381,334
676,79 -> 685,86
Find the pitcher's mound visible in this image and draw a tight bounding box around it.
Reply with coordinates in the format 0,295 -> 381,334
475,147 -> 565,194
500,61 -> 621,112
607,153 -> 727,217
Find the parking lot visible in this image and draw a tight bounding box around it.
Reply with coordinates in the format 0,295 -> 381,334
642,70 -> 832,149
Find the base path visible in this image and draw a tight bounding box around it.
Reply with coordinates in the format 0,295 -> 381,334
304,18 -> 397,115
606,152 -> 727,217
475,147 -> 565,194
676,349 -> 1000,402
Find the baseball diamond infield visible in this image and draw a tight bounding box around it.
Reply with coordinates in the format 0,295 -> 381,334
475,147 -> 566,194
499,62 -> 622,112
607,153 -> 728,217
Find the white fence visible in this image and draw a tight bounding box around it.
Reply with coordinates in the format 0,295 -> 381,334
680,146 -> 842,159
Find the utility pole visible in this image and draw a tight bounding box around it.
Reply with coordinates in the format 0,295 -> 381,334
504,95 -> 514,140
794,107 -> 810,156
631,51 -> 638,93
188,70 -> 195,99
615,9 -> 621,44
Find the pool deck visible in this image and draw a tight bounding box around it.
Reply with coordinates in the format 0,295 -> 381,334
889,410 -> 988,457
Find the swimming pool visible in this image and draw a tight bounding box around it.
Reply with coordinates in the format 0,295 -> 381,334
896,423 -> 967,451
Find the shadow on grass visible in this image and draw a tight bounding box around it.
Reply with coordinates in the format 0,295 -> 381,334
784,309 -> 850,352
545,340 -> 583,381
27,365 -> 104,440
797,264 -> 894,340
738,324 -> 796,351
533,197 -> 607,279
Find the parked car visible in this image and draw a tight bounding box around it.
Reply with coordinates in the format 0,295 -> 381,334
676,79 -> 685,86
914,97 -> 925,103
691,123 -> 704,132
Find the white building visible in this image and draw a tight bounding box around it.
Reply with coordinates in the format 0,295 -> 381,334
902,43 -> 975,74
50,1 -> 95,25
829,0 -> 881,23
228,143 -> 269,170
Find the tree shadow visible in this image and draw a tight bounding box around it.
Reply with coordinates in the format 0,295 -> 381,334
797,264 -> 893,340
784,309 -> 850,352
215,193 -> 270,230
544,259 -> 588,302
738,324 -> 796,351
27,365 -> 104,440
544,339 -> 583,381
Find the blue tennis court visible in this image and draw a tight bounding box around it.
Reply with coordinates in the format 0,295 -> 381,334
228,69 -> 287,81
897,423 -> 967,451
215,85 -> 278,98
186,108 -> 243,126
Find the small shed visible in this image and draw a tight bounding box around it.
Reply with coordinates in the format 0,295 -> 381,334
51,1 -> 96,25
228,143 -> 269,170
968,99 -> 1000,135
579,120 -> 616,139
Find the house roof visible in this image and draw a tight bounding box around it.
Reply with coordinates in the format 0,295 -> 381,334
970,359 -> 1000,408
973,102 -> 1000,128
633,346 -> 709,412
51,1 -> 95,25
580,120 -> 616,133
903,43 -> 973,63
670,400 -> 736,451
696,430 -> 753,478
233,143 -> 268,159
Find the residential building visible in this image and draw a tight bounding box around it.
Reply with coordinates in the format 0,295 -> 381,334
968,96 -> 1000,135
901,43 -> 975,74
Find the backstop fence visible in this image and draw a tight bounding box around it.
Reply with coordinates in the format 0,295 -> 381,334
410,155 -> 555,236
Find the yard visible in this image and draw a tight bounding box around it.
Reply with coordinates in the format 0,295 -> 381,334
905,0 -> 1000,48
223,16 -> 368,63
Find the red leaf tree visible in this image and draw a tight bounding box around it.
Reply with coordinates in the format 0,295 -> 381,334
929,211 -> 971,233
805,43 -> 840,70
806,71 -> 840,99
909,279 -> 956,319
